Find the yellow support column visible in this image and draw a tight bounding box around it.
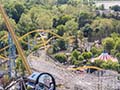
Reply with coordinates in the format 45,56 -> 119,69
0,4 -> 32,75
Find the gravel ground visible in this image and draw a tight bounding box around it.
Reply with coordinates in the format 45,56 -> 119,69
27,50 -> 120,90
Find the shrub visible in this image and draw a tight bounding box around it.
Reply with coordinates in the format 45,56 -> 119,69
114,40 -> 120,52
116,53 -> 120,62
92,59 -> 105,67
55,53 -> 67,63
78,55 -> 84,61
102,37 -> 115,54
57,39 -> 66,50
71,49 -> 80,60
33,46 -> 39,51
90,59 -> 120,72
101,60 -> 120,71
70,57 -> 76,65
52,44 -> 59,53
74,60 -> 80,67
16,57 -> 25,76
111,49 -> 117,56
82,52 -> 92,59
90,47 -> 98,56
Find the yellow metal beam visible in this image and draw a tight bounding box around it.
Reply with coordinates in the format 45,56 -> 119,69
68,66 -> 103,71
0,35 -> 53,53
39,33 -> 47,51
0,33 -> 8,41
20,29 -> 64,40
0,4 -> 32,74
0,55 -> 9,60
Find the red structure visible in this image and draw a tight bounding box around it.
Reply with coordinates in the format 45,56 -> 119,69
91,53 -> 118,62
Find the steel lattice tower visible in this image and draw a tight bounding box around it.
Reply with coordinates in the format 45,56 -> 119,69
8,32 -> 17,78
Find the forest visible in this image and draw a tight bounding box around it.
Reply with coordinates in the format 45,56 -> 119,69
0,0 -> 120,72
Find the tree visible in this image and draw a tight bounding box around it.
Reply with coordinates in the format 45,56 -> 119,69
53,15 -> 71,28
86,52 -> 92,59
99,4 -> 105,10
91,18 -> 114,41
110,33 -> 119,42
18,6 -> 53,35
52,44 -> 59,53
0,31 -> 7,38
29,0 -> 56,6
29,6 -> 53,29
90,47 -> 98,56
116,53 -> 120,63
17,13 -> 33,35
4,2 -> 26,23
36,12 -> 53,29
111,5 -> 120,11
57,39 -> 66,50
67,0 -> 80,6
102,37 -> 115,54
77,12 -> 93,29
65,19 -> 78,34
56,25 -> 65,36
82,24 -> 92,38
0,16 -> 5,31
114,40 -> 120,53
57,0 -> 68,4
77,30 -> 84,41
82,52 -> 92,59
73,35 -> 79,50
0,16 -> 17,31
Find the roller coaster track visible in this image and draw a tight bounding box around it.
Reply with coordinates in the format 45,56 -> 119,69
0,36 -> 52,60
0,36 -> 54,60
68,66 -> 103,71
0,29 -> 71,52
19,30 -> 63,40
0,55 -> 8,60
0,3 -> 75,75
0,35 -> 58,53
0,35 -> 61,63
0,33 -> 8,41
1,29 -> 72,43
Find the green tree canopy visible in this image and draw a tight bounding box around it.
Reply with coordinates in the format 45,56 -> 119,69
114,40 -> 120,53
111,5 -> 120,11
4,2 -> 26,23
65,19 -> 78,34
102,37 -> 115,54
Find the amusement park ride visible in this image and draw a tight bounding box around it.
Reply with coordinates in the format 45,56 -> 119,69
0,3 -> 57,90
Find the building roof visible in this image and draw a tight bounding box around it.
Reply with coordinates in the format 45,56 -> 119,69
91,53 -> 118,62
